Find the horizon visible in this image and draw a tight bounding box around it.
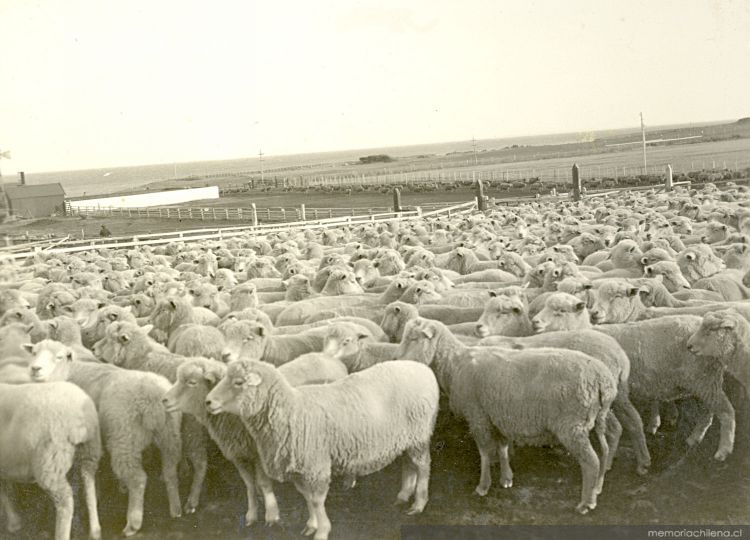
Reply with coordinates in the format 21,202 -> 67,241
1,0 -> 748,176
4,116 -> 740,177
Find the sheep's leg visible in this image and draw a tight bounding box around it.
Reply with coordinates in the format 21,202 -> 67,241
594,411 -> 612,495
120,466 -> 147,537
253,464 -> 280,525
603,412 -> 622,473
405,444 -> 431,515
612,394 -> 651,474
497,442 -> 513,488
230,458 -> 259,526
557,428 -> 600,515
154,417 -> 183,519
294,481 -> 317,537
34,446 -> 75,540
47,482 -> 74,540
182,419 -> 208,514
686,412 -> 714,448
396,457 -> 418,505
0,482 -> 22,534
646,401 -> 661,434
78,431 -> 102,540
474,441 -> 495,497
308,483 -> 332,540
703,390 -> 736,461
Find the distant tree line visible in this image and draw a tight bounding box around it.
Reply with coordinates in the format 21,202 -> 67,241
358,154 -> 394,164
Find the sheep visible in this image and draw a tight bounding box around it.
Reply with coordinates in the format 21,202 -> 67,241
148,296 -> 225,359
81,304 -> 139,349
677,244 -> 726,284
205,358 -> 439,540
478,330 -> 651,474
41,316 -> 97,362
643,301 -> 750,322
642,261 -> 692,291
588,279 -> 648,324
593,316 -> 737,460
397,318 -> 616,514
322,323 -> 399,372
25,340 -> 183,536
221,319 -> 328,365
687,309 -> 750,398
444,247 -> 499,275
0,381 -> 101,540
531,292 -> 590,333
474,292 -> 534,338
379,301 -> 482,344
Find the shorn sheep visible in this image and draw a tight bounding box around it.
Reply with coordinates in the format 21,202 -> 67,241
205,359 -> 440,540
25,340 -> 184,536
0,381 -> 101,540
397,318 -> 617,514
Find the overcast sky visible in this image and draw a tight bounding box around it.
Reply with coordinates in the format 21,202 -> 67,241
1,0 -> 748,174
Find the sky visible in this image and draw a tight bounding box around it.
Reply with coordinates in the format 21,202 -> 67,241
0,0 -> 748,174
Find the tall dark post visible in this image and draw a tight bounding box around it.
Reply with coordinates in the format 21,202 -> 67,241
475,179 -> 487,211
18,172 -> 25,185
393,188 -> 402,212
665,164 -> 673,191
572,163 -> 582,201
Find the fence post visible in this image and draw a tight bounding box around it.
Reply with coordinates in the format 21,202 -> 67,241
251,203 -> 258,226
475,179 -> 487,211
393,188 -> 402,212
281,208 -> 286,221
665,164 -> 673,191
571,163 -> 582,201
200,208 -> 204,220
212,208 -> 217,220
300,204 -> 306,220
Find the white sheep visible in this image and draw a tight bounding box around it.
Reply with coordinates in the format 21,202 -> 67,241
397,317 -> 616,514
0,381 -> 101,540
205,358 -> 439,540
25,340 -> 184,536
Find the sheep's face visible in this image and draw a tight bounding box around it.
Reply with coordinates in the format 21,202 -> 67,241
214,270 -> 239,291
396,318 -> 440,365
205,359 -> 268,417
702,222 -> 729,244
640,248 -> 673,267
475,294 -> 528,338
373,252 -> 405,276
524,261 -> 555,289
323,326 -> 369,359
644,262 -> 691,292
42,290 -> 78,318
129,294 -> 155,318
531,293 -> 590,333
230,283 -> 258,311
165,360 -> 226,416
26,340 -> 73,382
722,243 -> 750,270
284,275 -> 314,301
589,280 -> 643,324
445,248 -> 472,274
323,269 -> 364,296
352,260 -> 380,287
380,303 -> 414,343
0,324 -> 34,358
677,245 -> 725,284
221,321 -> 266,362
686,310 -> 741,358
417,269 -> 453,293
401,281 -> 441,305
572,233 -> 605,259
610,240 -> 643,269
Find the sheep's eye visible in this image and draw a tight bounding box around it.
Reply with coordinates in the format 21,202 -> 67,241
186,380 -> 198,387
233,379 -> 245,387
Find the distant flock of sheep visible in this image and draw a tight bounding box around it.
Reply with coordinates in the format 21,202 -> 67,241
1,180 -> 750,540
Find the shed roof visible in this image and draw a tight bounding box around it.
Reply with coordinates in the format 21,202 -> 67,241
4,183 -> 65,200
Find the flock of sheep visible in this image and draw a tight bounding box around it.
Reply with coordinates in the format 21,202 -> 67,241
1,180 -> 749,540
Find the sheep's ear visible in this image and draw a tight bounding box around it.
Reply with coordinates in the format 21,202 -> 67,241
246,372 -> 262,387
574,302 -> 586,312
357,333 -> 369,341
48,320 -> 59,330
142,324 -> 154,335
66,350 -> 74,361
255,326 -> 266,337
420,324 -> 435,339
119,334 -> 130,343
645,266 -> 653,275
22,343 -> 34,354
685,252 -> 696,261
108,312 -> 119,322
168,299 -> 177,310
489,291 -> 498,297
627,287 -> 639,297
393,305 -> 401,313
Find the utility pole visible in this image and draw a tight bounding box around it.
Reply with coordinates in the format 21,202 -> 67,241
640,112 -> 647,174
258,149 -> 264,183
471,137 -> 478,166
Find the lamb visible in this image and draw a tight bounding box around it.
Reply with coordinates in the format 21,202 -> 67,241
592,316 -> 737,460
0,381 -> 101,540
687,309 -> 750,399
25,340 -> 184,536
478,330 -> 650,474
205,358 -> 439,540
397,318 -> 616,514
322,323 -> 399,372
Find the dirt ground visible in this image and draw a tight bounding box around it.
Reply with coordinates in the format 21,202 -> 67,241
5,376 -> 749,539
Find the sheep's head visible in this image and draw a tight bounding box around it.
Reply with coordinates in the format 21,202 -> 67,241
230,282 -> 259,311
373,250 -> 405,276
686,309 -> 745,360
445,247 -> 473,274
677,244 -> 725,284
589,279 -> 644,324
609,240 -> 644,269
321,268 -> 364,296
415,268 -> 453,293
94,321 -> 151,364
0,323 -> 34,358
380,302 -> 418,343
497,252 -> 531,278
531,292 -> 590,333
45,316 -> 84,346
323,323 -> 371,359
640,248 -> 674,267
475,293 -> 528,338
702,221 -> 729,244
205,358 -> 273,417
400,280 -> 442,305
351,259 -> 380,287
721,243 -> 750,270
164,358 -> 226,416
221,320 -> 267,362
26,339 -> 73,382
396,317 -> 443,366
643,261 -> 691,292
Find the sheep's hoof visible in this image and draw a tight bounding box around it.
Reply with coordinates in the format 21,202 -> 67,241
122,524 -> 140,537
89,528 -> 102,540
302,524 -> 317,536
183,503 -> 196,515
264,511 -> 280,525
405,504 -> 425,516
500,476 -> 513,489
575,502 -> 595,515
714,448 -> 731,461
474,485 -> 489,497
636,463 -> 650,476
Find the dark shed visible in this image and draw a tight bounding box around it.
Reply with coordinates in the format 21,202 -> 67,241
4,183 -> 66,218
